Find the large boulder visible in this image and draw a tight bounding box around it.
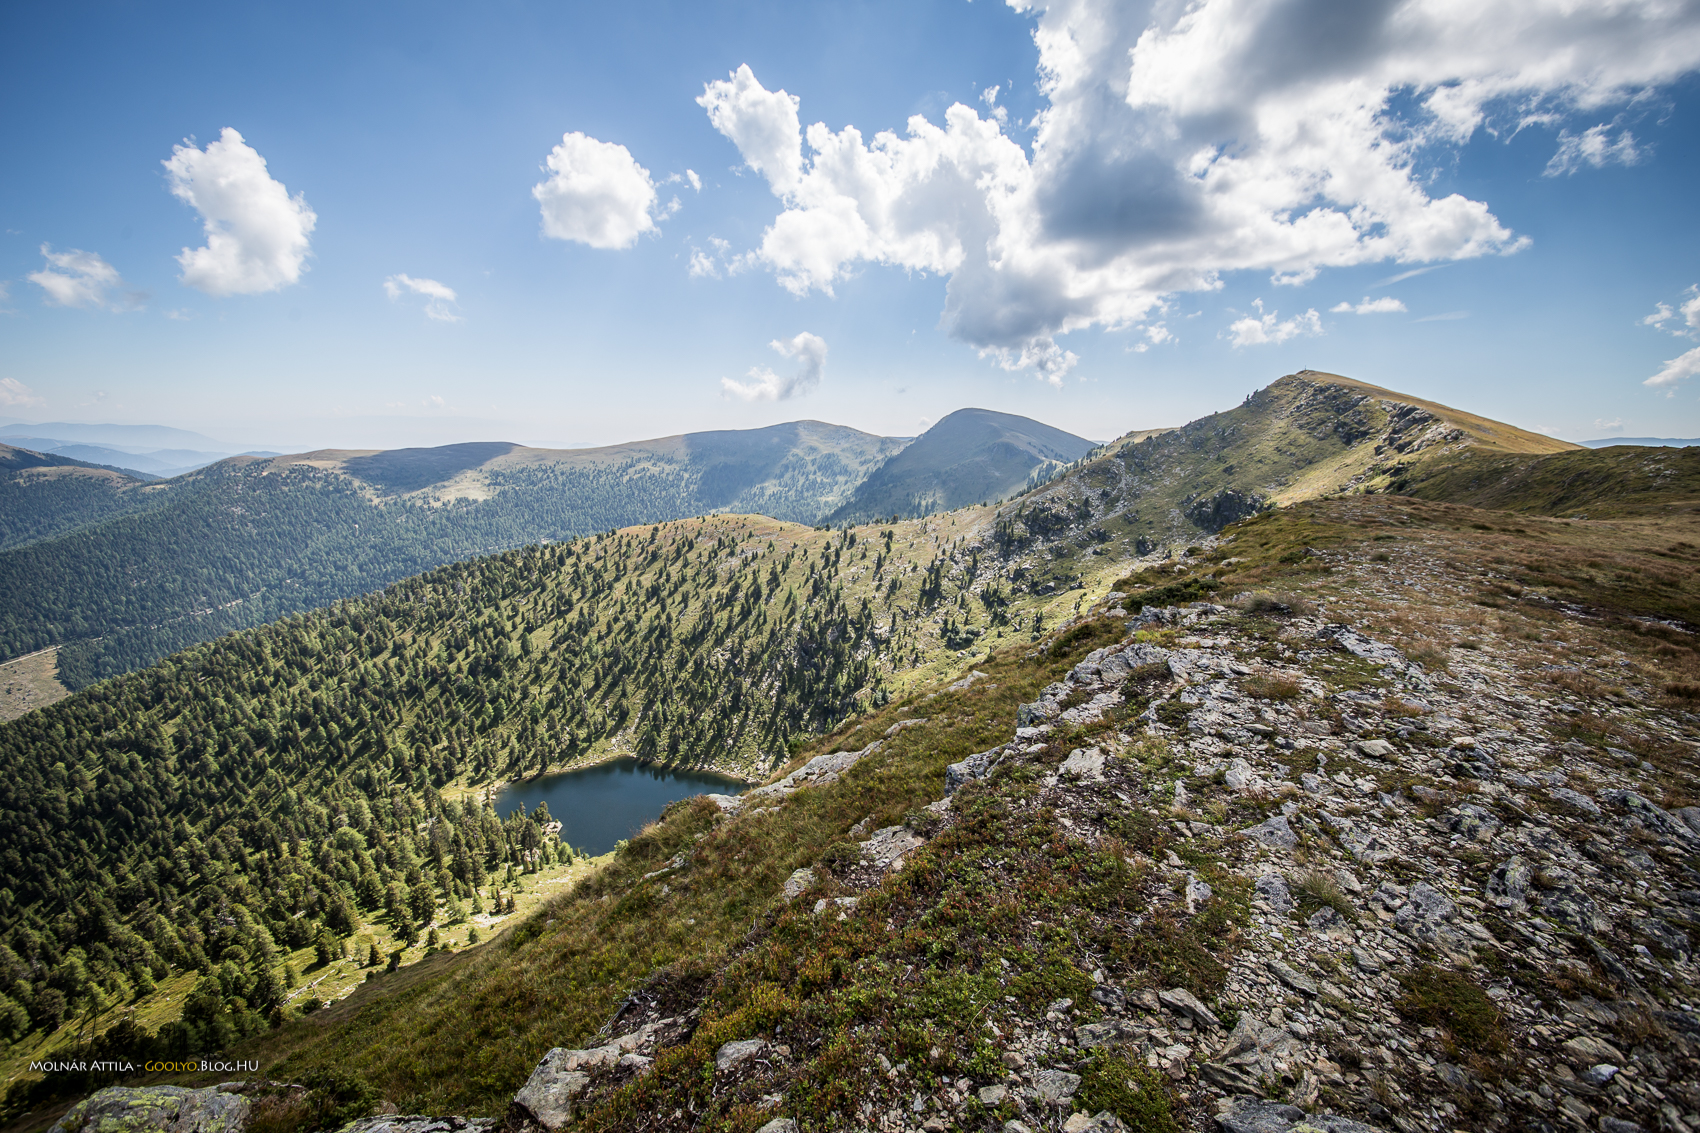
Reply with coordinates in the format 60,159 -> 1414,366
50,1085 -> 249,1133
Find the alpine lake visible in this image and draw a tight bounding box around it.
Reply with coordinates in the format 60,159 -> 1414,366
491,757 -> 748,856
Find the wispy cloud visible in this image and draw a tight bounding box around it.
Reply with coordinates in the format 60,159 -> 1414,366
1330,296 -> 1407,315
1225,301 -> 1321,347
721,332 -> 828,401
1415,310 -> 1470,322
27,245 -> 147,310
1370,265 -> 1448,288
384,274 -> 462,322
0,377 -> 45,408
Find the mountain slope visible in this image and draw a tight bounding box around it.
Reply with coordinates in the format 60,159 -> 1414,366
0,444 -> 159,552
19,491 -> 1700,1133
0,504 -> 1087,1099
827,408 -> 1095,524
0,423 -> 909,687
965,370 -> 1581,601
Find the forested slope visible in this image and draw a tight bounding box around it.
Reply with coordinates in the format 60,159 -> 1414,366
0,424 -> 910,687
0,445 -> 157,552
0,509 -> 1048,1071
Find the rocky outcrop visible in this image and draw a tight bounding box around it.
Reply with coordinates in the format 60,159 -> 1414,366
505,1020 -> 677,1132
49,1085 -> 250,1133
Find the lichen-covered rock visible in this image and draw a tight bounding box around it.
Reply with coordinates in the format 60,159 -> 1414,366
945,748 -> 1003,794
50,1085 -> 249,1133
341,1118 -> 495,1133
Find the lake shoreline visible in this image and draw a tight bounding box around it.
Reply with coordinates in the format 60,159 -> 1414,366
484,755 -> 756,856
471,749 -> 762,804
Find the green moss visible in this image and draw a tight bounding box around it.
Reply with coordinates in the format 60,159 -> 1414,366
1394,965 -> 1507,1062
1075,1052 -> 1182,1132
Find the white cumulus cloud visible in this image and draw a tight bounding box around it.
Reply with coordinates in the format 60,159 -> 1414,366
533,132 -> 663,249
0,377 -> 44,408
1647,347 -> 1700,390
27,245 -> 146,310
384,274 -> 462,322
1227,301 -> 1321,348
1330,296 -> 1408,315
699,2 -> 1700,381
698,65 -> 804,194
164,128 -> 316,296
721,332 -> 828,401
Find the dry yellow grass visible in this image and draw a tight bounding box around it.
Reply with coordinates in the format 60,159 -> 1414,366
0,648 -> 68,722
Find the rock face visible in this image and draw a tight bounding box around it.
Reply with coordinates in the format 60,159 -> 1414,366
49,1086 -> 250,1133
506,1020 -> 678,1132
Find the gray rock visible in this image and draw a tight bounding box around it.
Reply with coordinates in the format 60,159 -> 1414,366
1541,884 -> 1604,934
1242,814 -> 1298,849
1601,791 -> 1700,845
1561,1034 -> 1625,1065
1213,1013 -> 1300,1082
340,1120 -> 496,1133
1031,1069 -> 1082,1103
744,743 -> 882,804
1158,986 -> 1221,1029
1075,1021 -> 1123,1049
1306,907 -> 1345,932
1679,806 -> 1700,837
1060,747 -> 1107,780
1485,856 -> 1531,909
977,1084 -> 1009,1105
1216,1100 -> 1305,1133
1355,739 -> 1396,758
1600,1118 -> 1646,1133
1443,803 -> 1500,841
1405,881 -> 1456,921
1016,700 -> 1057,727
512,1043 -> 622,1132
1064,1114 -> 1129,1133
860,826 -> 924,869
1351,946 -> 1382,973
1199,1061 -> 1264,1095
715,1038 -> 766,1071
754,1121 -> 797,1133
1549,787 -> 1601,816
1268,959 -> 1318,996
1255,873 -> 1294,914
782,868 -> 815,901
946,748 -> 1003,794
1579,1063 -> 1620,1086
1216,1097 -> 1386,1133
49,1086 -> 250,1133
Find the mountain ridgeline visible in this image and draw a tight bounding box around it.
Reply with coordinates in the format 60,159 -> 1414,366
826,407 -> 1095,524
0,422 -> 906,687
0,376 -> 1602,693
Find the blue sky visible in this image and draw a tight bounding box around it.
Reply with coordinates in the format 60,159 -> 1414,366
3,0 -> 1699,451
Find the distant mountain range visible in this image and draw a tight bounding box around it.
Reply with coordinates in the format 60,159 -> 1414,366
1578,437 -> 1700,448
0,421 -> 280,479
4,380 -> 1663,691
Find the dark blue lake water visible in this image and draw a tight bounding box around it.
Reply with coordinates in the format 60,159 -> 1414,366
491,758 -> 748,856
